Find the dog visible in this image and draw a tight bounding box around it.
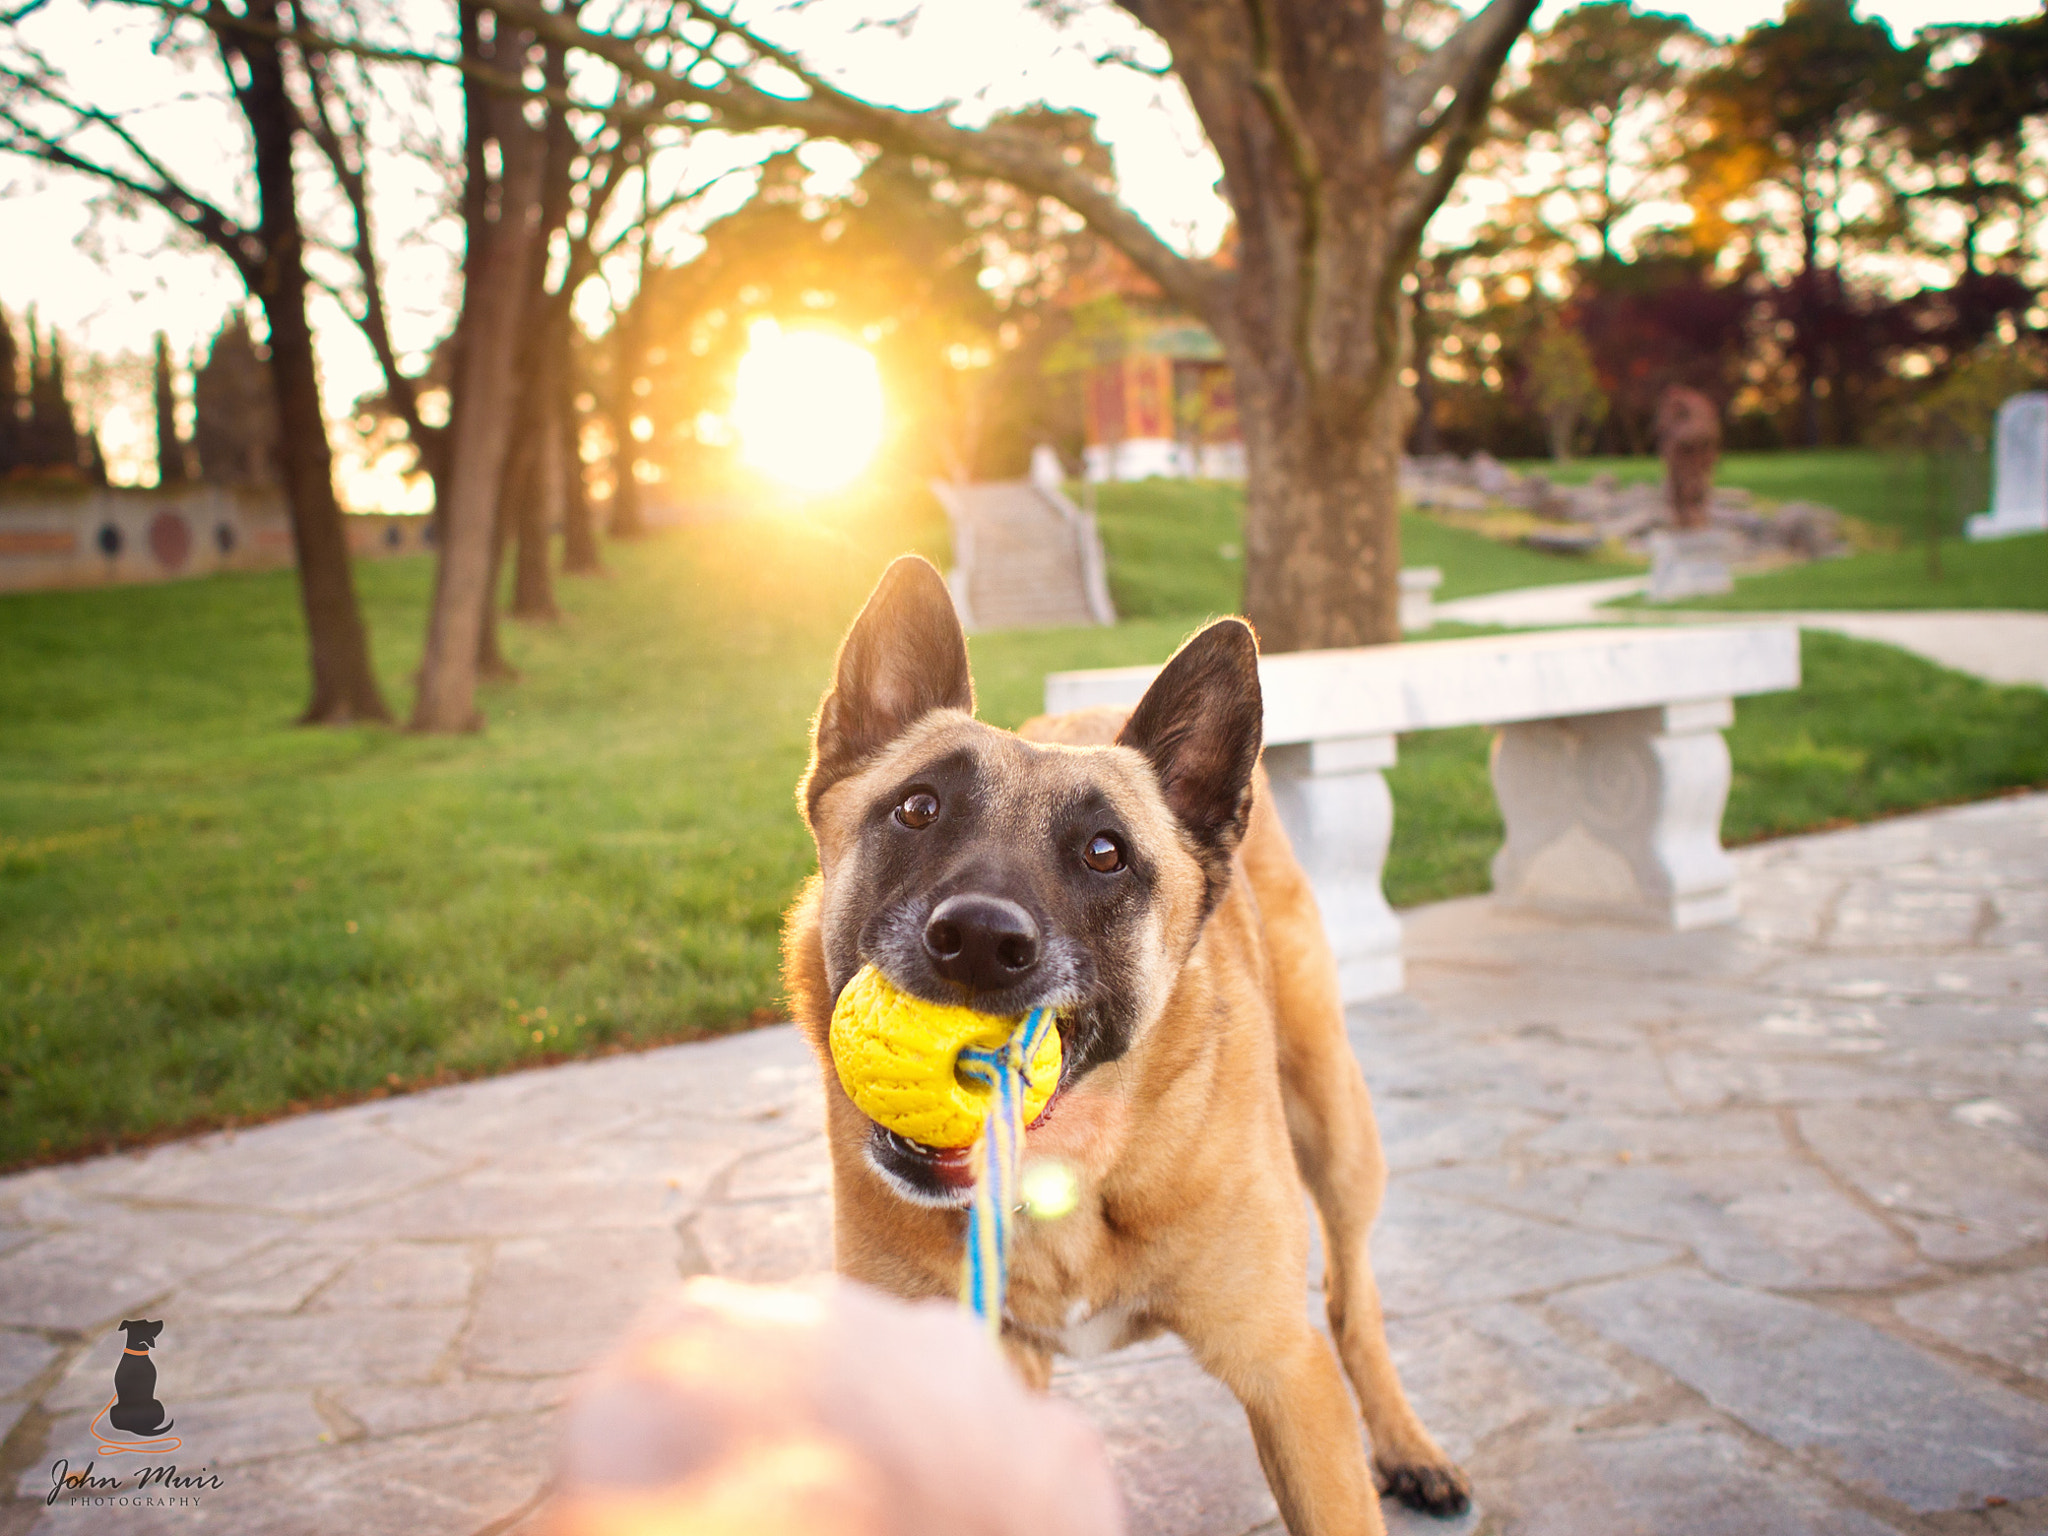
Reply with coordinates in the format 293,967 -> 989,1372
782,557 -> 1469,1534
110,1320 -> 173,1436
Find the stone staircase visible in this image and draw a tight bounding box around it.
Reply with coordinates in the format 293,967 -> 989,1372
932,477 -> 1117,632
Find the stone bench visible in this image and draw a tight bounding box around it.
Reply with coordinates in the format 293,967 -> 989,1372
1045,625 -> 1801,1001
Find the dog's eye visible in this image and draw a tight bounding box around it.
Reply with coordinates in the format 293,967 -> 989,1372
1082,833 -> 1125,873
895,790 -> 941,829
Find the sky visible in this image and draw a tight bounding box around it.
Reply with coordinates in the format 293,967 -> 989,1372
0,0 -> 2040,496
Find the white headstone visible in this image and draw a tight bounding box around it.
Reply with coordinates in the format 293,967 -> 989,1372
1029,443 -> 1066,491
1966,392 -> 2048,540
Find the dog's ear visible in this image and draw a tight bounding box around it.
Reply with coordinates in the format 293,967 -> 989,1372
1118,618 -> 1263,880
804,555 -> 973,820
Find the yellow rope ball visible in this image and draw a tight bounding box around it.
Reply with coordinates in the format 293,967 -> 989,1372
828,963 -> 1063,1149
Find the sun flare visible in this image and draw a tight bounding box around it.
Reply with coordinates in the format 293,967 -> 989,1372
732,322 -> 884,493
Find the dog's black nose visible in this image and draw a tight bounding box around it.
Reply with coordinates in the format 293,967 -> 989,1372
923,894 -> 1040,991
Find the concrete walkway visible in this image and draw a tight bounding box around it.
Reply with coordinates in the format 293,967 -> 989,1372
5,795 -> 2048,1536
1435,575 -> 1651,628
1436,577 -> 2048,690
1739,610 -> 2048,690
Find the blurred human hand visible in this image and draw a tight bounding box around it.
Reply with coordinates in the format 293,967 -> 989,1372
546,1276 -> 1124,1536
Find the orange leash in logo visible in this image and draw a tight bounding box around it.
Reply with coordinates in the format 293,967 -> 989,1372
93,1349 -> 180,1456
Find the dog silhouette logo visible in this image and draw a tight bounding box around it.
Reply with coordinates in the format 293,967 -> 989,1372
92,1320 -> 179,1455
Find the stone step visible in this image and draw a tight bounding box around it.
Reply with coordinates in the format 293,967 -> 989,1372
935,477 -> 1113,632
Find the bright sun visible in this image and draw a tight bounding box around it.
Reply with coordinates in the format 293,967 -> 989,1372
732,321 -> 884,492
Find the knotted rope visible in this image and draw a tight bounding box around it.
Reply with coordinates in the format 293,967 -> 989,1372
952,1005 -> 1056,1333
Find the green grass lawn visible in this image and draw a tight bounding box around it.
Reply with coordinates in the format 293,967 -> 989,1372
1085,480 -> 1641,621
1382,630 -> 2048,907
1647,531 -> 2048,612
6,475 -> 2045,1166
1506,448 -> 1908,528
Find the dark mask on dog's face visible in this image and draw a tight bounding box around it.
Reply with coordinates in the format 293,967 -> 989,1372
800,557 -> 1265,1097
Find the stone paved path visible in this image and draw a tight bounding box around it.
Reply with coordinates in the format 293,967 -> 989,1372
1437,578 -> 2048,692
5,796 -> 2047,1536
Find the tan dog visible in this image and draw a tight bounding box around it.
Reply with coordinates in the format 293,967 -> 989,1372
783,556 -> 1468,1535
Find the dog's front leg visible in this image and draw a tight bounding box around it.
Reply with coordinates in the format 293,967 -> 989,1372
1000,1336 -> 1054,1392
1182,1308 -> 1386,1536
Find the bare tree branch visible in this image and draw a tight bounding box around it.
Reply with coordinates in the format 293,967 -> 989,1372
1384,0 -> 1537,168
483,0 -> 1225,319
102,0 -> 681,125
294,18 -> 436,454
1387,0 -> 1535,262
0,65 -> 260,276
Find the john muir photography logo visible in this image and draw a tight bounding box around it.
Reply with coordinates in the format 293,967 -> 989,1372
46,1319 -> 224,1510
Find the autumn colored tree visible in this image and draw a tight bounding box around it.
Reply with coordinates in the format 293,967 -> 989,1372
1687,0 -> 1912,447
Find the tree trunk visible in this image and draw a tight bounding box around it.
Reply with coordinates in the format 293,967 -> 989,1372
409,16 -> 544,733
560,368 -> 604,574
1794,200 -> 1823,450
1236,354 -> 1407,652
606,300 -> 649,540
510,390 -> 562,620
1547,410 -> 1573,462
1406,278 -> 1440,456
234,4 -> 390,725
476,491 -> 519,681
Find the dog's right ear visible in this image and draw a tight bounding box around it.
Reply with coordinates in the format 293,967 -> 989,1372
803,555 -> 973,821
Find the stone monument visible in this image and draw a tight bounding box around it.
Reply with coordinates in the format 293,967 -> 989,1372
1649,385 -> 1734,600
1965,392 -> 2048,540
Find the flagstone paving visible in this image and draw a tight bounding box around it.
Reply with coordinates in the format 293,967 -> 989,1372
3,794 -> 2045,1536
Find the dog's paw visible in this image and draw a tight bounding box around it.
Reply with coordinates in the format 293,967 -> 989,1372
1376,1458 -> 1472,1518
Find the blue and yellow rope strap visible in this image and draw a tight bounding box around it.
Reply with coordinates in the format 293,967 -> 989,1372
954,1005 -> 1056,1333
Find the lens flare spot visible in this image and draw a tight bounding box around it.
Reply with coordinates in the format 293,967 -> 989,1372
1021,1157 -> 1080,1221
732,321 -> 883,492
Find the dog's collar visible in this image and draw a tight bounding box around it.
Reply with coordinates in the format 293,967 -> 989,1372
122,1347 -> 149,1356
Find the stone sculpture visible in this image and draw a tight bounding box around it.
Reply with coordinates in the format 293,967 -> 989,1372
1656,385 -> 1721,532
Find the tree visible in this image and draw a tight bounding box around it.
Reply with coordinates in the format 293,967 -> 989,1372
408,3 -> 548,732
18,315 -> 81,472
1898,13 -> 2048,284
292,12 -> 653,706
1525,319 -> 1604,460
620,148 -> 998,496
1497,1 -> 1702,267
193,315 -> 279,485
1571,244 -> 1758,452
152,332 -> 186,487
471,0 -> 1540,650
1687,0 -> 1911,448
0,5 -> 390,722
0,306 -> 18,476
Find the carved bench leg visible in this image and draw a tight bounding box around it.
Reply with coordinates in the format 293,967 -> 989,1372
1489,699 -> 1739,930
1264,735 -> 1403,1002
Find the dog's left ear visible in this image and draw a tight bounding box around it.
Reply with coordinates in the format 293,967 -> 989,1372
1118,618 -> 1263,874
804,555 -> 973,820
